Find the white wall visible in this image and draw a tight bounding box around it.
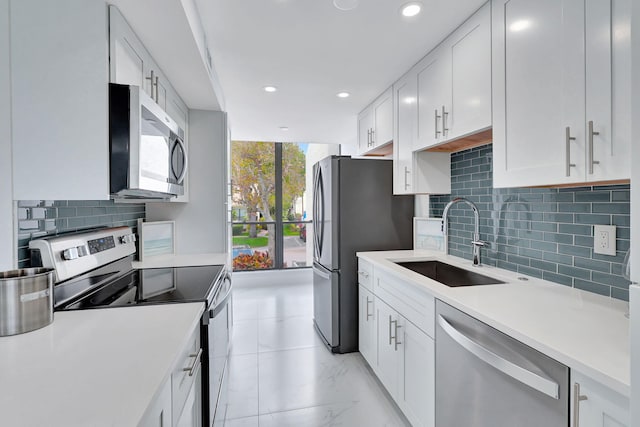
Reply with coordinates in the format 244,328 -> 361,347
0,0 -> 15,270
146,110 -> 228,254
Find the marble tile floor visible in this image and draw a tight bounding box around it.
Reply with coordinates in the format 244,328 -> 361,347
217,271 -> 410,427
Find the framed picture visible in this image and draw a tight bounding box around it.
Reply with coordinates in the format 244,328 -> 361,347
413,217 -> 445,252
137,219 -> 176,261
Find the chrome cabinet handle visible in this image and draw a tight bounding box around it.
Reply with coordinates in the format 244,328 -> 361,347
370,129 -> 375,146
154,76 -> 160,103
388,315 -> 393,345
588,121 -> 600,174
573,383 -> 588,427
438,315 -> 560,399
404,166 -> 410,190
394,321 -> 402,351
183,348 -> 203,377
366,297 -> 373,320
146,69 -> 156,101
442,105 -> 449,136
434,109 -> 441,138
565,127 -> 577,177
367,129 -> 371,147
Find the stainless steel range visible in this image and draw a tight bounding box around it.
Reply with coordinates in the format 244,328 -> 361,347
28,226 -> 232,427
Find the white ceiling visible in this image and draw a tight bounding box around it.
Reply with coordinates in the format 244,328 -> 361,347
194,0 -> 487,145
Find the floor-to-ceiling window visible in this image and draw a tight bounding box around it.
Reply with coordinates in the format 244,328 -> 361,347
232,141 -> 330,271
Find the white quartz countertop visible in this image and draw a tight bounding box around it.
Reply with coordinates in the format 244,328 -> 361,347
357,250 -> 630,396
132,252 -> 229,269
0,302 -> 205,427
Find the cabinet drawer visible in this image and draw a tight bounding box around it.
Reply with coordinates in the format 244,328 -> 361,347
375,269 -> 435,338
172,326 -> 201,426
357,258 -> 374,291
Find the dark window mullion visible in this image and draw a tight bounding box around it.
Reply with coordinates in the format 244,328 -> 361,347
274,143 -> 284,268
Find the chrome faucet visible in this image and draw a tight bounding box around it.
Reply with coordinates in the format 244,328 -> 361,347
441,197 -> 485,266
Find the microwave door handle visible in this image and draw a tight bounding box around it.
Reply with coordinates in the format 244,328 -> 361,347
174,138 -> 188,184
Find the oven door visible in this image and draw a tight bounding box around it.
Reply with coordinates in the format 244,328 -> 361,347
205,273 -> 232,427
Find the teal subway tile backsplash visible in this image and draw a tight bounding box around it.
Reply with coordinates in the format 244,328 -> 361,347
430,144 -> 631,301
16,200 -> 145,268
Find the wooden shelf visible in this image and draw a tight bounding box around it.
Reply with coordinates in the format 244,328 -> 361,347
425,128 -> 493,153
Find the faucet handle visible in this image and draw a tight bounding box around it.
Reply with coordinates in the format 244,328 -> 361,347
471,240 -> 486,247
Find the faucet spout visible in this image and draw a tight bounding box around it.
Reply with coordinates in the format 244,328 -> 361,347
441,197 -> 484,266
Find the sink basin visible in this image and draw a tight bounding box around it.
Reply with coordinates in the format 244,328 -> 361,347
394,261 -> 505,287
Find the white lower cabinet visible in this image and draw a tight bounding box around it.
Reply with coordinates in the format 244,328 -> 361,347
571,371 -> 629,427
358,285 -> 376,366
400,320 -> 434,427
139,378 -> 172,427
375,298 -> 404,397
140,320 -> 202,427
358,257 -> 435,427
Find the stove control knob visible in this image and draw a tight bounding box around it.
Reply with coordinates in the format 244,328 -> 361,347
119,234 -> 136,244
62,245 -> 88,260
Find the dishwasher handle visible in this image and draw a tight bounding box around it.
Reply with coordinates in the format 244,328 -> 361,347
438,315 -> 560,400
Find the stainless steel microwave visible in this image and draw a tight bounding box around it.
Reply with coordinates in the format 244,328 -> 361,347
109,83 -> 187,199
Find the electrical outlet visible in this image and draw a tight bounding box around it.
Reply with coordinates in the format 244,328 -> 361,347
593,225 -> 616,256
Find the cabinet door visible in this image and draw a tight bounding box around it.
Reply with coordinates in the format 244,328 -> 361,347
415,48 -> 450,150
448,2 -> 491,140
177,364 -> 202,427
358,107 -> 374,154
393,72 -> 417,194
400,321 -> 435,427
373,88 -> 393,147
109,6 -> 149,93
375,298 -> 403,399
139,378 -> 172,427
358,286 -> 376,367
572,371 -> 629,427
11,0 -> 109,200
585,0 -> 630,182
492,0 -> 586,187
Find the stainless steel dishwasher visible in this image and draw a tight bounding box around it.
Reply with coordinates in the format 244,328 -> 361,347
435,300 -> 569,426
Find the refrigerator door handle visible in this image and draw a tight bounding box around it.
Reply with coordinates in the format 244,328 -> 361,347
313,168 -> 321,258
314,166 -> 325,259
313,262 -> 331,280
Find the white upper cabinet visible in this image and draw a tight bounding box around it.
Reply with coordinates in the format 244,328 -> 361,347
393,70 -> 451,195
109,6 -> 188,125
109,6 -> 148,93
357,87 -> 393,155
415,47 -> 450,151
393,71 -> 418,194
415,2 -> 491,151
492,0 -> 631,187
11,0 -> 109,200
447,3 -> 492,141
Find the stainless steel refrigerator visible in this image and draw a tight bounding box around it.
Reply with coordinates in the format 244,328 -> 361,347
312,156 -> 414,353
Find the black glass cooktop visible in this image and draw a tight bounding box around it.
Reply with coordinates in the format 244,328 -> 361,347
58,265 -> 225,311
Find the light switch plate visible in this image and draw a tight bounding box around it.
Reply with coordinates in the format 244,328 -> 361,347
593,225 -> 616,256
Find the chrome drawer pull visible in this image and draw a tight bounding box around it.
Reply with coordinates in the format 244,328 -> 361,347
183,348 -> 203,377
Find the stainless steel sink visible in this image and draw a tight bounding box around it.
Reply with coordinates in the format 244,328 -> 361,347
395,260 -> 505,287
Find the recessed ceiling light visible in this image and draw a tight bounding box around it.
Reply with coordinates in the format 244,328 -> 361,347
337,92 -> 350,98
333,0 -> 359,11
264,86 -> 278,93
280,126 -> 289,131
400,2 -> 422,17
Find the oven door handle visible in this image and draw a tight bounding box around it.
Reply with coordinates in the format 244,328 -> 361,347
209,277 -> 232,319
